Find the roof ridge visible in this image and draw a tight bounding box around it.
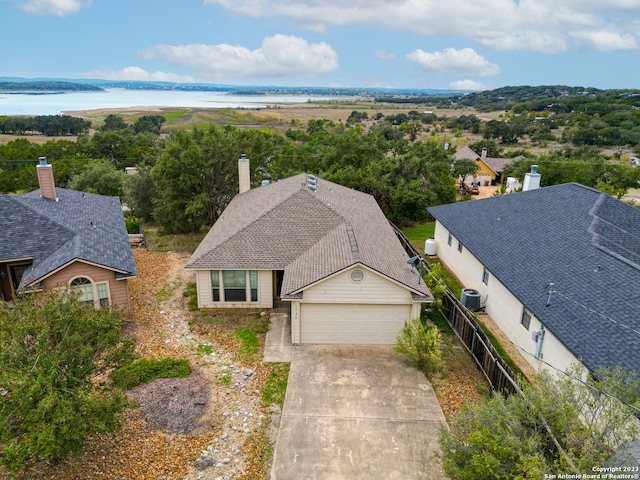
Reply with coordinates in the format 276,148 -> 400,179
187,185 -> 306,266
11,194 -> 76,238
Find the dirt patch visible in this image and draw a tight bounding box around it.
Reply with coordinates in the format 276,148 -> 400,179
128,370 -> 213,434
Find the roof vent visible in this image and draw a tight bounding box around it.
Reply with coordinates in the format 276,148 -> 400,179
350,268 -> 365,283
307,174 -> 318,192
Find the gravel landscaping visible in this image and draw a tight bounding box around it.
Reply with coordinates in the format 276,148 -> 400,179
8,250 -> 283,480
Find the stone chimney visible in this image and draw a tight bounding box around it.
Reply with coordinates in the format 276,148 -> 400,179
36,157 -> 57,201
523,164 -> 541,192
238,154 -> 250,194
481,147 -> 487,159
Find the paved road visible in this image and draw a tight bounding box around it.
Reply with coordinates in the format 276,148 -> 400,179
270,346 -> 448,480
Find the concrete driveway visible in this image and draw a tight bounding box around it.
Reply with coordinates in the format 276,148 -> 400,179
270,346 -> 448,479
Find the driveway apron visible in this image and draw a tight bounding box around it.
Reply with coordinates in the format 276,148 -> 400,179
271,345 -> 448,479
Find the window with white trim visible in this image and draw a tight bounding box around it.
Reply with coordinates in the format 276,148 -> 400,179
482,267 -> 489,285
211,270 -> 258,303
457,241 -> 463,253
70,276 -> 110,309
447,232 -> 453,247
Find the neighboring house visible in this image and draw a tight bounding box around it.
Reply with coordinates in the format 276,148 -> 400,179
0,158 -> 137,315
186,155 -> 433,345
428,182 -> 640,376
454,146 -> 516,185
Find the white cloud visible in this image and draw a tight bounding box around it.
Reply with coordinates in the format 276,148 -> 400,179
570,30 -> 638,51
449,79 -> 491,91
138,35 -> 338,82
407,48 -> 500,77
81,67 -> 194,83
17,0 -> 89,16
375,50 -> 396,61
204,0 -> 640,54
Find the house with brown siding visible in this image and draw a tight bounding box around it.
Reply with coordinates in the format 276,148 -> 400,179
0,158 -> 136,315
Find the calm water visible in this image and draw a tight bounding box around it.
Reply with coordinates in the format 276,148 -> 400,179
0,88 -> 335,115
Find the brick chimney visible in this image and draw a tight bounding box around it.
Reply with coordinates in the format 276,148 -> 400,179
36,157 -> 57,201
238,154 -> 250,194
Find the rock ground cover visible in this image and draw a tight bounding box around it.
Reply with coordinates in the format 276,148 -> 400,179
5,250 -> 282,480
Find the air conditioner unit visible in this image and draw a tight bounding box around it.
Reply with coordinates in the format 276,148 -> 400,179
460,288 -> 481,311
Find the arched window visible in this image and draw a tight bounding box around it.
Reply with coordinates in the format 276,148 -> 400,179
69,277 -> 110,308
70,277 -> 94,307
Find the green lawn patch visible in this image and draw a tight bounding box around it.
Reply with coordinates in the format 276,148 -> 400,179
261,364 -> 290,409
402,221 -> 436,252
235,328 -> 260,359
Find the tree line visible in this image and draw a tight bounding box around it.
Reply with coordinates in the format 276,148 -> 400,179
2,111 -> 640,233
0,115 -> 91,136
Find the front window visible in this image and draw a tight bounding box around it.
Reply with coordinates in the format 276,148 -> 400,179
70,277 -> 110,309
211,270 -> 220,302
223,270 -> 247,302
70,277 -> 94,307
211,270 -> 259,303
250,270 -> 258,302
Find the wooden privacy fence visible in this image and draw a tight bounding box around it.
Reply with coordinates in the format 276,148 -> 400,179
389,222 -> 522,396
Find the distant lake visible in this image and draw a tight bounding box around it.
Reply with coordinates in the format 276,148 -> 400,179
0,88 -> 344,116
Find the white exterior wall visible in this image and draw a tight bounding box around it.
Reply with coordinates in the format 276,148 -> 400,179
301,266 -> 414,304
433,221 -> 581,376
195,269 -> 273,309
291,300 -> 301,344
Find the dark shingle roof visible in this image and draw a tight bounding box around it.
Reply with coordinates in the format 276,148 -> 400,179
428,183 -> 640,375
187,173 -> 432,299
1,188 -> 136,289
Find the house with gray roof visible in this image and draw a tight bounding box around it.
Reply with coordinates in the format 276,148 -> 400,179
186,155 -> 433,345
454,145 -> 517,185
0,158 -> 136,315
428,182 -> 640,376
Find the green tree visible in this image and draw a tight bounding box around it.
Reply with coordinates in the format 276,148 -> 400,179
152,126 -> 283,232
69,160 -> 126,197
0,292 -> 135,474
101,114 -> 128,132
453,158 -> 480,179
123,165 -> 157,221
439,366 -> 640,479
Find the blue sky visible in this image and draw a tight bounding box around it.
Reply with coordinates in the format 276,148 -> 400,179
2,0 -> 640,91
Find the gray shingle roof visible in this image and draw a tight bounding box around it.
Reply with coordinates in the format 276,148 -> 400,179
186,173 -> 432,299
428,183 -> 640,375
1,188 -> 136,289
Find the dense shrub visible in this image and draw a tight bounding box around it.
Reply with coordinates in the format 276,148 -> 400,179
110,358 -> 191,390
394,318 -> 441,372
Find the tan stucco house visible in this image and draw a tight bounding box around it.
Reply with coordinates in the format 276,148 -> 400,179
186,156 -> 433,345
0,158 -> 137,315
428,182 -> 640,376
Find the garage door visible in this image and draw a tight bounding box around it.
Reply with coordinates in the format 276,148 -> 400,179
300,303 -> 411,345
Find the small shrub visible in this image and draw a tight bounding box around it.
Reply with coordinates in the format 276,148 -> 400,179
197,344 -> 213,355
124,216 -> 142,234
111,357 -> 191,389
183,282 -> 198,310
394,318 -> 441,372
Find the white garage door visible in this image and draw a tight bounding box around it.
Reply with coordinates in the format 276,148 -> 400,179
300,303 -> 411,345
